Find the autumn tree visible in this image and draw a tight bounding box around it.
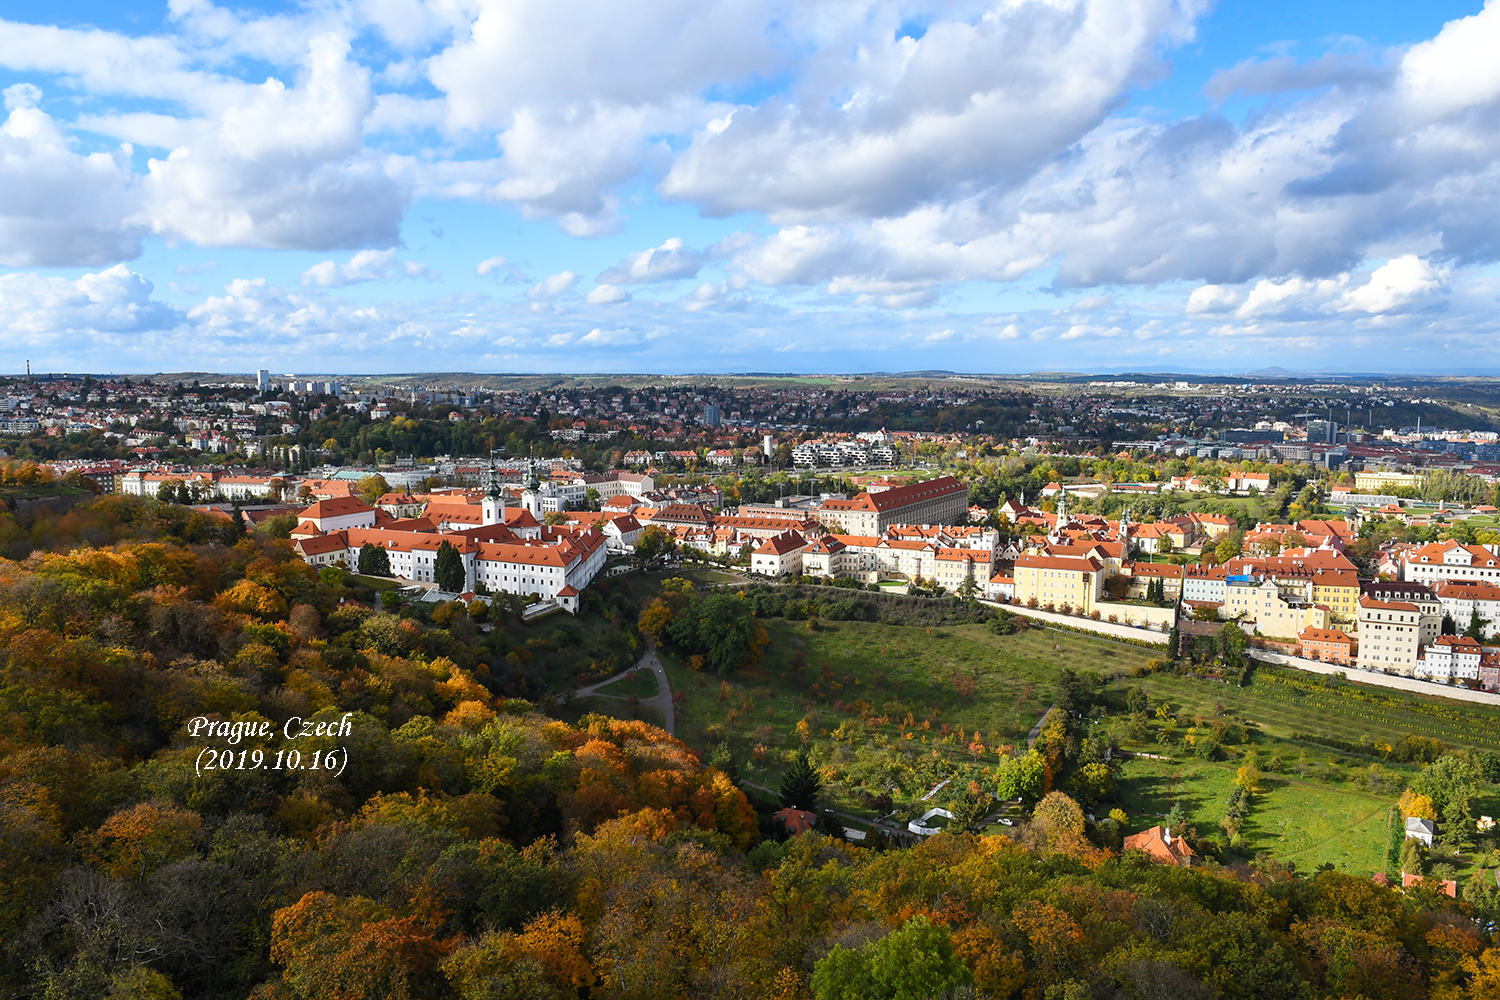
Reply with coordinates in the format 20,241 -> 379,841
356,475 -> 391,507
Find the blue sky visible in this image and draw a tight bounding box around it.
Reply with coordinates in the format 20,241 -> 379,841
1,0 -> 1499,375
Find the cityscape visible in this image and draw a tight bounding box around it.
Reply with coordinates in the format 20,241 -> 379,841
7,0 -> 1500,995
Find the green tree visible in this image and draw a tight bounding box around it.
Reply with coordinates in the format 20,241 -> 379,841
1466,605 -> 1488,641
1411,754 -> 1482,829
635,524 -> 675,561
359,543 -> 391,577
811,916 -> 970,1000
1399,835 -> 1426,876
779,751 -> 821,810
993,748 -> 1048,803
435,540 -> 466,593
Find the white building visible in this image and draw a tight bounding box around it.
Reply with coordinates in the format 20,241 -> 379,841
1357,595 -> 1432,675
751,530 -> 808,577
296,497 -> 379,533
1415,635 -> 1483,684
1433,580 -> 1500,639
1402,540 -> 1500,588
1182,565 -> 1228,606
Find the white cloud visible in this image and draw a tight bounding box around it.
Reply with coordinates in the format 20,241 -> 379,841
0,264 -> 179,336
578,326 -> 640,346
136,34 -> 410,250
300,249 -> 428,287
1186,284 -> 1241,314
528,270 -> 578,301
0,99 -> 141,266
586,284 -> 630,304
1340,255 -> 1446,313
597,237 -> 704,284
661,0 -> 1198,220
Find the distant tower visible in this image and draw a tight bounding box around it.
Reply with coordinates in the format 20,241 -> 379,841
1119,507 -> 1133,555
482,454 -> 506,526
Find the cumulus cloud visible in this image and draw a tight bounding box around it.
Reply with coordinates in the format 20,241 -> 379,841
136,34 -> 410,250
528,270 -> 578,302
596,237 -> 704,284
0,96 -> 141,266
661,0 -> 1197,220
301,249 -> 428,287
0,265 -> 180,335
1341,255 -> 1446,313
586,284 -> 630,304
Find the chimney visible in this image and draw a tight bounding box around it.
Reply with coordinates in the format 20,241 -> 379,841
1163,827 -> 1172,845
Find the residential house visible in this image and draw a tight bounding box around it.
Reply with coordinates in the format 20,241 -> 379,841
1123,825 -> 1194,866
1297,627 -> 1357,665
1415,635 -> 1484,684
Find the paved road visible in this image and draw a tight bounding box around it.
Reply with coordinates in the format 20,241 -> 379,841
573,640 -> 675,735
1026,704 -> 1058,747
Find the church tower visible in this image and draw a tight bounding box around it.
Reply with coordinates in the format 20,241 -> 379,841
522,458 -> 543,519
482,456 -> 506,526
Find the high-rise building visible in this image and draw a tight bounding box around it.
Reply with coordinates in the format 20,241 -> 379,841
257,369 -> 270,392
703,403 -> 721,427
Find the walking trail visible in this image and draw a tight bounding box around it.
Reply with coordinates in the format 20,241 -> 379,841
573,640 -> 675,734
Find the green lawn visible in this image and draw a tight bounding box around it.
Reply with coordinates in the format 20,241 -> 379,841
661,619 -> 1163,805
1114,755 -> 1395,873
348,574 -> 400,591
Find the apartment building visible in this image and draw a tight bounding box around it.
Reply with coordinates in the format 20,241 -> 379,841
1432,580 -> 1500,639
1223,578 -> 1330,640
1356,595 -> 1431,674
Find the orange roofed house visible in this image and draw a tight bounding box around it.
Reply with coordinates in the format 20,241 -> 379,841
1123,825 -> 1195,866
1297,627 -> 1357,665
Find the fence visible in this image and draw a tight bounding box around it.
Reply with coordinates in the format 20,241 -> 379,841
979,600 -> 1172,647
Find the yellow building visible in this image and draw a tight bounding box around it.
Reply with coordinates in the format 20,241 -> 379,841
1354,470 -> 1424,493
1224,579 -> 1329,639
1013,554 -> 1105,613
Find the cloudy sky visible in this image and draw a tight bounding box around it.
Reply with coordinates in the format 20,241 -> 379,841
2,0 -> 1499,375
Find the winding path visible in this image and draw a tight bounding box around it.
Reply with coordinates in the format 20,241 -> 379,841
573,640 -> 675,734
